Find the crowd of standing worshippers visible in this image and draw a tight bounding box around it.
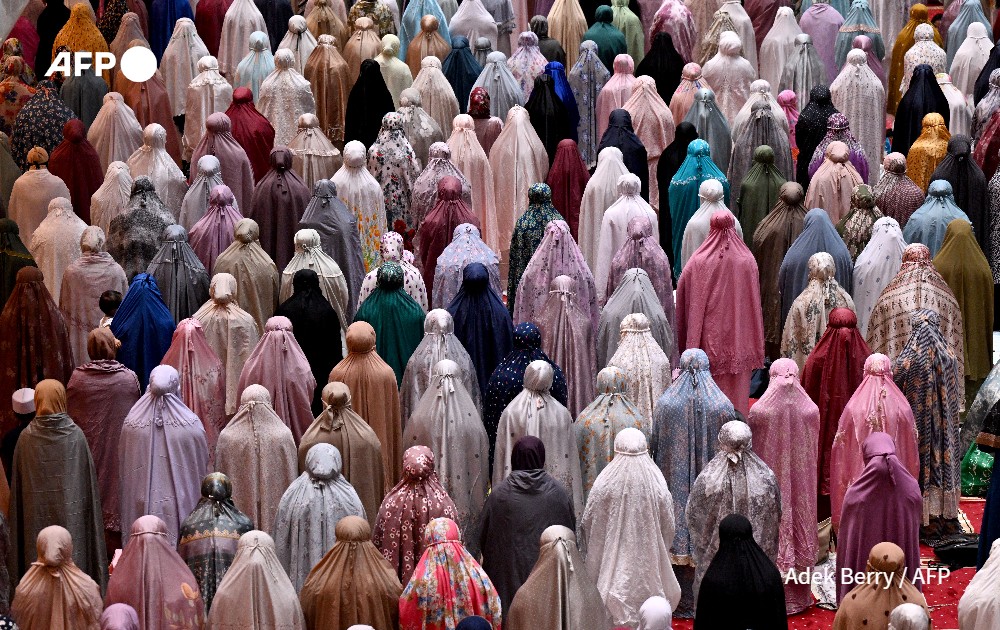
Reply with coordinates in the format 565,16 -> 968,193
5,0 -> 1000,627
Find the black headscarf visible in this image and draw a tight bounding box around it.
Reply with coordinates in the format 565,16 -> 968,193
975,44 -> 1000,104
529,16 -> 566,64
656,121 -> 698,259
929,134 -> 989,260
479,432 -> 575,617
146,224 -> 211,322
275,268 -> 343,413
793,84 -> 839,188
446,262 -> 514,399
524,74 -> 572,164
511,435 -> 545,470
344,59 -> 395,149
694,514 -> 788,630
894,64 -> 950,156
635,32 -> 685,104
598,108 -> 649,200
442,36 -> 483,114
34,0 -> 70,75
255,0 -> 295,51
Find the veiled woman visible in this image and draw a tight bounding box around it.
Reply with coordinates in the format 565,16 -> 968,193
232,31 -> 274,103
736,146 -> 786,248
446,261 -> 513,398
488,104 -> 549,270
903,179 -> 969,255
236,316 -> 317,444
804,141 -> 865,223
866,242 -> 964,390
873,152 -> 925,225
86,94 -> 143,174
934,219 -> 993,383
298,382 -> 383,525
894,66 -> 950,157
667,138 -> 729,269
679,179 -> 741,277
838,183 -> 884,260
118,365 -> 209,547
329,321 -> 402,484
246,147 -> 310,269
368,123 -> 420,235
687,421 -> 781,605
853,217 -> 906,336
893,309 -> 963,539
932,135 -> 988,253
596,267 -> 672,369
623,75 -> 674,208
299,516 -> 402,630
480,435 -> 576,615
831,48 -> 887,184
829,352 -> 919,531
343,58 -> 395,147
492,361 -> 584,516
11,526 -> 103,629
287,114 -> 343,191
125,126 -> 186,219
332,141 -> 386,271
273,443 -> 366,590
581,428 -> 681,625
177,473 -> 253,610
506,525 -> 611,629
506,184 -> 565,314
414,171 -> 476,294
447,114 -> 500,251
372,445 -> 459,583
514,218 -> 597,332
693,514 -> 788,628
700,31 -> 754,125
207,530 -> 305,627
179,156 -> 224,231
836,434 -> 923,602
144,224 -> 209,334
58,226 -> 128,364
223,87 -> 275,181
159,319 -> 226,458
746,359 -> 819,613
606,312 -> 672,429
8,380 -> 108,590
404,359 -> 486,544
676,212 -> 764,416
777,207 -> 853,331
399,89 -> 446,167
400,309 -> 481,419
728,104 -> 793,207
651,348 -> 735,617
215,218 -> 280,332
779,252 -> 855,371
107,273 -> 175,390
527,274 -> 592,406
399,518 -> 502,629
792,84 -> 839,187
105,515 -> 206,629
66,327 -> 141,540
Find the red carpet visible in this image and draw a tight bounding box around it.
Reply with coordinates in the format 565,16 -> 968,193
668,499 -> 985,630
